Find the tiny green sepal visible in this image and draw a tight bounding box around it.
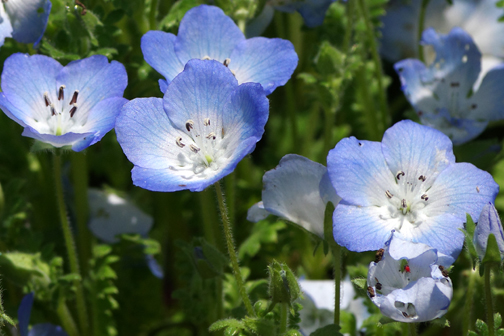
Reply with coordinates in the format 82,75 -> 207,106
351,278 -> 367,290
466,213 -> 476,237
460,227 -> 478,268
309,324 -> 344,336
209,318 -> 246,334
323,202 -> 336,245
268,260 -> 302,308
482,234 -> 502,264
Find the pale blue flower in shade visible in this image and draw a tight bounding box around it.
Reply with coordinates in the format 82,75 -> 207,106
0,54 -> 128,151
367,233 -> 453,322
115,59 -> 269,192
473,203 -> 504,261
247,154 -> 341,238
141,4 -> 298,94
395,28 -> 504,145
0,0 -> 51,47
327,120 -> 499,264
18,293 -> 68,336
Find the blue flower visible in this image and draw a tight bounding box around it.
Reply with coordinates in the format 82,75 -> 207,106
367,233 -> 453,322
327,120 -> 499,264
18,293 -> 68,336
0,54 -> 128,151
141,4 -> 298,94
395,28 -> 504,145
473,203 -> 504,261
247,154 -> 340,238
0,0 -> 51,47
116,59 -> 269,192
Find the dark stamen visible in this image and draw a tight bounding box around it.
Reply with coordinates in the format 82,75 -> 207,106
50,104 -> 56,116
44,92 -> 51,107
186,120 -> 194,132
69,105 -> 77,118
69,90 -> 79,105
385,190 -> 393,199
396,171 -> 405,180
418,175 -> 426,182
58,85 -> 65,101
401,199 -> 407,208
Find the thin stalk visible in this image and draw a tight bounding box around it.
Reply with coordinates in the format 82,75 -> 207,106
417,0 -> 431,62
279,303 -> 288,334
214,182 -> 255,317
323,106 -> 337,161
462,268 -> 478,336
301,102 -> 321,157
408,323 -> 418,336
357,0 -> 390,131
343,0 -> 356,53
57,299 -> 80,336
70,152 -> 91,275
149,0 -> 159,30
53,154 -> 89,336
332,244 -> 341,326
238,20 -> 246,34
484,265 -> 495,336
225,173 -> 236,230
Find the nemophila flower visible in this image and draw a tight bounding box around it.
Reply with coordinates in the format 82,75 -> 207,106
367,233 -> 453,322
247,154 -> 341,238
116,59 -> 269,192
327,120 -> 499,264
0,54 -> 128,151
395,28 -> 504,145
141,4 -> 298,94
0,0 -> 51,47
18,293 -> 68,336
381,0 -> 504,64
473,203 -> 504,261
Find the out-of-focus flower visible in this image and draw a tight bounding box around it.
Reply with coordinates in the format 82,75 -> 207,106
473,202 -> 504,261
116,59 -> 269,192
367,233 -> 453,322
247,154 -> 340,238
327,120 -> 499,264
18,293 -> 68,336
395,28 -> 504,145
0,54 -> 128,151
141,4 -> 297,94
0,0 -> 51,47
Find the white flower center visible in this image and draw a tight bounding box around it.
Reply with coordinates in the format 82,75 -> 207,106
40,86 -> 81,136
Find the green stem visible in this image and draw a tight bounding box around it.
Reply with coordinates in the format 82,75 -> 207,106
279,303 -> 288,334
462,268 -> 478,336
343,0 -> 356,53
357,0 -> 390,132
225,173 -> 236,231
332,244 -> 341,326
199,189 -> 219,248
323,107 -> 336,161
53,154 -> 89,336
238,19 -> 246,34
417,0 -> 431,62
484,265 -> 495,336
408,323 -> 418,336
149,0 -> 159,30
70,152 -> 91,275
57,299 -> 80,336
214,182 -> 255,317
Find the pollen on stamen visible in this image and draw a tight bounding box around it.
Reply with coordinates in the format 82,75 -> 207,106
44,92 -> 51,107
476,186 -> 480,193
189,144 -> 200,153
50,104 -> 56,116
58,85 -> 65,101
396,171 -> 405,180
421,194 -> 429,201
69,104 -> 78,118
401,199 -> 407,208
418,175 -> 426,182
69,90 -> 79,105
202,56 -> 211,60
385,190 -> 393,199
203,118 -> 211,126
186,120 -> 194,132
176,137 -> 185,148
206,132 -> 216,140
223,58 -> 231,67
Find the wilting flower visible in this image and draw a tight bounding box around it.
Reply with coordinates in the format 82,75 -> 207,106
367,233 -> 453,322
0,0 -> 51,47
247,154 -> 340,238
395,28 -> 504,144
0,54 -> 128,151
327,120 -> 498,263
473,202 -> 504,261
18,293 -> 68,336
141,4 -> 298,94
116,59 -> 269,192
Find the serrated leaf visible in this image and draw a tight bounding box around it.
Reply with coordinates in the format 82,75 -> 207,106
482,234 -> 502,264
96,265 -> 117,280
160,0 -> 200,30
39,42 -> 80,61
243,317 -> 276,336
93,245 -> 112,258
87,48 -> 118,59
351,278 -> 367,290
495,312 -> 502,329
309,324 -> 343,336
497,329 -> 504,336
476,319 -> 489,336
58,273 -> 82,282
239,221 -> 285,259
209,318 -> 245,332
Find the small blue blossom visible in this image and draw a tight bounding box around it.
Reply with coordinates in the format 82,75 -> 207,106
0,0 -> 51,47
327,120 -> 499,264
473,203 -> 504,261
141,4 -> 298,94
395,28 -> 504,145
18,293 -> 68,336
247,154 -> 340,238
115,59 -> 269,192
367,233 -> 453,322
0,54 -> 128,151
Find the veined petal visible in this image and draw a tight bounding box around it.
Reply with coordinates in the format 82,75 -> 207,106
426,162 -> 499,220
245,4 -> 275,38
328,137 -> 395,206
22,126 -> 93,148
296,0 -> 335,28
0,5 -> 13,47
0,53 -> 62,127
18,293 -> 34,336
229,37 -> 298,95
473,203 -> 504,260
29,324 -> 68,336
381,120 -> 455,184
468,64 -> 504,121
174,5 -> 245,64
4,0 -> 51,45
247,201 -> 270,222
141,31 -> 184,85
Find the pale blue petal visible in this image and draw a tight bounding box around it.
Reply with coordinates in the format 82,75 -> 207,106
296,0 -> 335,28
141,31 -> 184,85
5,0 -> 51,45
0,92 -> 28,127
388,235 -> 437,262
146,254 -> 164,279
245,4 -> 274,38
230,37 -> 298,95
247,201 -> 270,222
158,79 -> 168,93
174,5 -> 245,64
29,324 -> 68,336
0,5 -> 13,47
22,126 -> 93,148
468,64 -> 504,121
474,203 -> 504,260
18,293 -> 34,336
327,138 -> 395,206
381,120 -> 455,184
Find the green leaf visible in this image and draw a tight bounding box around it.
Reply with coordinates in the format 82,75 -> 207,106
93,245 -> 112,258
460,225 -> 478,266
0,252 -> 51,287
87,48 -> 118,59
315,41 -> 345,76
340,310 -> 356,335
209,318 -> 245,332
268,260 -> 301,307
239,221 -> 286,259
495,312 -> 502,329
243,317 -> 276,336
309,324 -> 343,336
482,234 -> 502,264
160,0 -> 200,30
351,278 -> 367,290
58,273 -> 82,282
39,42 -> 80,61
1,313 -> 16,327
476,319 -> 489,336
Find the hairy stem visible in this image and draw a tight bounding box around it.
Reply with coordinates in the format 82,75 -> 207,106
279,303 -> 288,334
462,268 -> 478,336
484,265 -> 495,336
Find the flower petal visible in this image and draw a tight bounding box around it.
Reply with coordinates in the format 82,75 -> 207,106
296,0 -> 335,28
141,30 -> 184,85
246,201 -> 270,222
29,324 -> 68,336
229,37 -> 298,95
174,5 -> 245,64
473,203 -> 504,260
327,137 -> 395,206
468,64 -> 504,121
245,4 -> 274,38
17,293 -> 34,336
21,126 -> 93,148
0,5 -> 13,47
4,0 -> 51,45
381,120 -> 455,184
